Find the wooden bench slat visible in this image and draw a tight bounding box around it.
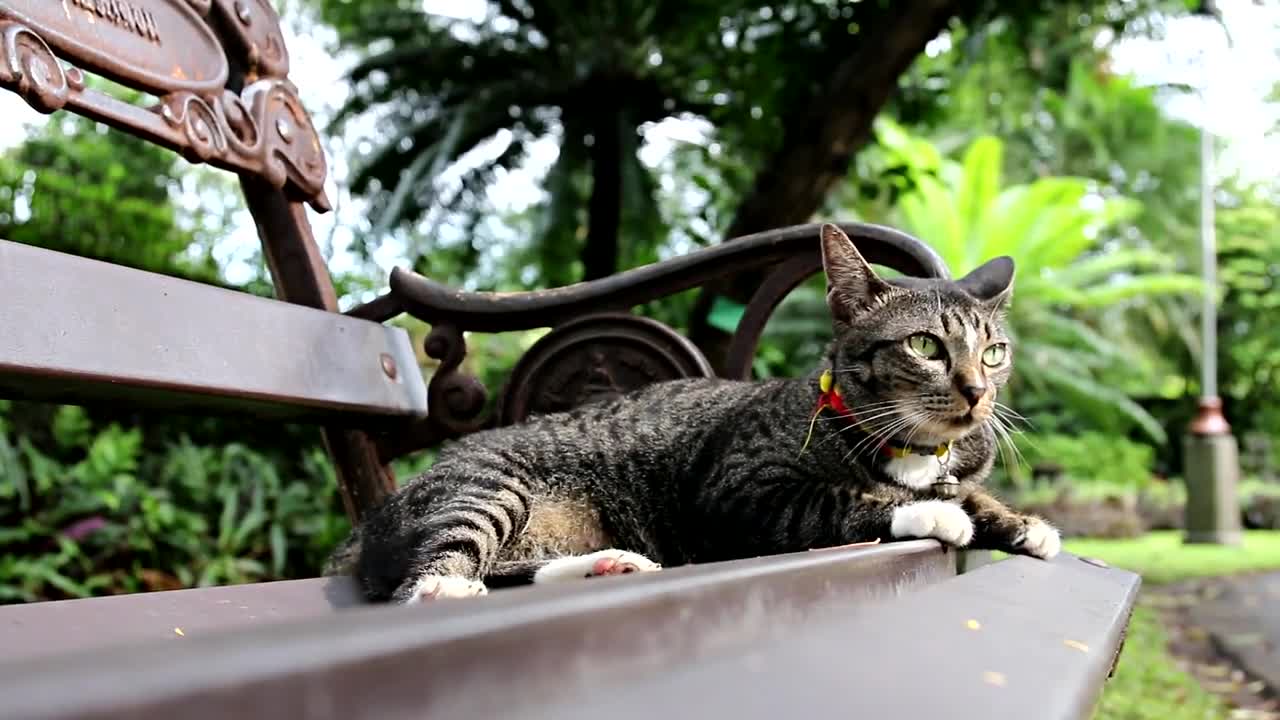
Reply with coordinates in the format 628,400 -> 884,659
0,545 -> 1139,720
521,552 -> 1141,720
0,577 -> 366,662
0,541 -> 955,718
0,240 -> 427,421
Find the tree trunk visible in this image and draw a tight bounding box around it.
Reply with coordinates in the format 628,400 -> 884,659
583,105 -> 623,281
687,0 -> 968,372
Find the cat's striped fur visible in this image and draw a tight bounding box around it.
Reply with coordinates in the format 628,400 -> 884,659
330,224 -> 1060,603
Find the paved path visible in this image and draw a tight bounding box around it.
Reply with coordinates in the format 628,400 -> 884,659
1187,571 -> 1280,695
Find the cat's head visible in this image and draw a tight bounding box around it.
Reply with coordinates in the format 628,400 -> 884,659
819,224 -> 1014,445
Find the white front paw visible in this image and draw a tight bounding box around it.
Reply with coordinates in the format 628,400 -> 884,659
403,575 -> 489,604
890,501 -> 974,547
1018,518 -> 1061,560
533,549 -> 662,584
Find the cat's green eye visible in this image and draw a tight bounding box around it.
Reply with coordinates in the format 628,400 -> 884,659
907,334 -> 943,359
982,343 -> 1008,367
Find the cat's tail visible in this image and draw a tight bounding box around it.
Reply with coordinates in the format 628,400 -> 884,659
322,527 -> 362,577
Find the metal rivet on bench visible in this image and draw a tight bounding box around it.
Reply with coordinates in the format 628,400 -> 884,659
235,1 -> 252,24
1080,556 -> 1110,569
380,353 -> 398,380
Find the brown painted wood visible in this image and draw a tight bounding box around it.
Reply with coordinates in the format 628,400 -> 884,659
0,545 -> 1141,720
0,577 -> 365,663
239,177 -> 400,522
0,541 -> 953,715
0,239 -> 426,422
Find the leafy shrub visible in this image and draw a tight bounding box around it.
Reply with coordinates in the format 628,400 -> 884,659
1012,431 -> 1156,489
0,402 -> 352,603
1240,479 -> 1280,531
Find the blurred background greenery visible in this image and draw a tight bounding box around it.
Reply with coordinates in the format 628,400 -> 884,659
1,0 -> 1278,619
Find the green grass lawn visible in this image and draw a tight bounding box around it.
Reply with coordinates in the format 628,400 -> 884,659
1068,530 -> 1280,585
1062,530 -> 1280,720
1089,606 -> 1227,720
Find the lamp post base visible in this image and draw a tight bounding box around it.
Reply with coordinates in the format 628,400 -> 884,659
1183,397 -> 1241,546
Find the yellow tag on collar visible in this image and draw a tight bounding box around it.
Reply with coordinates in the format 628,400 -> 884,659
800,370 -> 840,455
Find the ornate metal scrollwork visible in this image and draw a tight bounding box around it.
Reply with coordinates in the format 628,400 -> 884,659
241,78 -> 327,204
0,22 -> 69,113
422,324 -> 489,436
213,0 -> 288,80
160,92 -> 226,162
0,1 -> 329,211
498,314 -> 714,425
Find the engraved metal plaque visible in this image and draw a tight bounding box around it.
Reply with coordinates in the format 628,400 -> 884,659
0,0 -> 228,94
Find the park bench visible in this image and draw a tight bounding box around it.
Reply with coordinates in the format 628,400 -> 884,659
0,2 -> 1139,718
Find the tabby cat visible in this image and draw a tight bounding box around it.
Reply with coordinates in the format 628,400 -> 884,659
329,224 -> 1060,603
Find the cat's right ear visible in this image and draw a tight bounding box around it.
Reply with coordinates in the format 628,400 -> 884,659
820,223 -> 896,323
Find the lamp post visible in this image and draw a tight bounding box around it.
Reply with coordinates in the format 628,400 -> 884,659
1183,1 -> 1240,545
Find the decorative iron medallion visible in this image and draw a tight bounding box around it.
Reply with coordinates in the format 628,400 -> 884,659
499,313 -> 713,425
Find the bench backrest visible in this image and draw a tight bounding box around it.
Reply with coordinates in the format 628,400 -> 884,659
0,0 -> 424,521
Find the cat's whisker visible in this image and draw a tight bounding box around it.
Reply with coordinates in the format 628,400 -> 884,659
990,420 -> 1014,476
846,412 -> 921,462
854,413 -> 927,462
844,415 -> 904,457
993,401 -> 1029,421
987,414 -> 1026,473
992,408 -> 1029,436
810,406 -> 908,453
992,403 -> 1031,429
789,399 -> 907,430
901,410 -> 935,449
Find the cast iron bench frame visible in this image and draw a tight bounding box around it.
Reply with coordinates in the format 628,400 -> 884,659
0,2 -> 1139,718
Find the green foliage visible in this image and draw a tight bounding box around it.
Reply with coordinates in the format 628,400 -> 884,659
1013,432 -> 1156,489
0,91 -> 238,282
1216,181 -> 1280,437
0,404 -> 348,603
848,121 -> 1203,443
310,0 -> 744,279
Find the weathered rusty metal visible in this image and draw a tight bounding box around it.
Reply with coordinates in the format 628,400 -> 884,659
345,291 -> 405,323
240,176 -> 399,520
423,323 -> 491,437
724,252 -> 824,380
386,222 -> 948,333
0,1 -> 329,210
0,0 -> 228,96
0,239 -> 426,422
213,0 -> 289,80
0,546 -> 1141,720
498,313 -> 714,425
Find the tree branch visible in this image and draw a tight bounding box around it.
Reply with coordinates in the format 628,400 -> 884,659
725,0 -> 963,239
689,0 -> 972,370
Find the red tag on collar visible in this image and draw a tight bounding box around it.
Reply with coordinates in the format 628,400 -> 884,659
800,370 -> 854,454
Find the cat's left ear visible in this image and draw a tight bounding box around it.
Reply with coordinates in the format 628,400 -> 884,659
957,256 -> 1015,310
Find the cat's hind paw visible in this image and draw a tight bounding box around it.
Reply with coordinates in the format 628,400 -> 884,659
890,500 -> 974,547
533,549 -> 662,583
399,574 -> 489,604
1016,518 -> 1061,560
